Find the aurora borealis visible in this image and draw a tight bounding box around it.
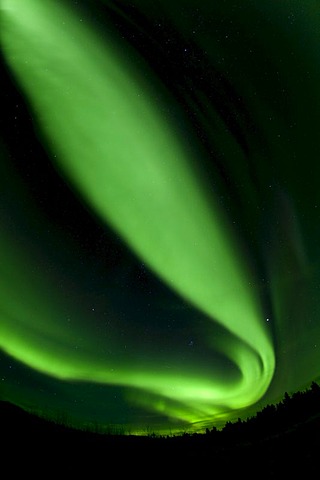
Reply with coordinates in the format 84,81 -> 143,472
1,0 -> 320,435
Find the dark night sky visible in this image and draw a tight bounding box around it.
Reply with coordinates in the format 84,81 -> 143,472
1,0 -> 320,435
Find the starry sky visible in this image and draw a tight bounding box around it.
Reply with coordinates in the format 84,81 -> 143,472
1,0 -> 320,435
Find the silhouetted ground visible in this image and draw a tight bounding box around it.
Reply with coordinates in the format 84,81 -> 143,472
1,398 -> 319,476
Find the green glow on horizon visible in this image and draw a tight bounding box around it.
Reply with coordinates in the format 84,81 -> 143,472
0,0 -> 276,433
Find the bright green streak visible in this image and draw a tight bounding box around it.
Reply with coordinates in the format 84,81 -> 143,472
1,0 -> 275,431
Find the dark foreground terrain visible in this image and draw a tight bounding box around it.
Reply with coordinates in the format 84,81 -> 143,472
1,385 -> 319,476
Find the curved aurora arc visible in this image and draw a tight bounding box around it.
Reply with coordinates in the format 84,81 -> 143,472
0,0 -> 319,434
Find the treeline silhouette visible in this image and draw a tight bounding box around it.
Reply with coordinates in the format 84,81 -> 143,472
1,381 -> 319,474
204,380 -> 320,442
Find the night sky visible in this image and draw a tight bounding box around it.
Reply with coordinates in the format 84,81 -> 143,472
1,0 -> 320,436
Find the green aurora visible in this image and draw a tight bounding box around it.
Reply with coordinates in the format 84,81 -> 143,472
0,0 -> 320,435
